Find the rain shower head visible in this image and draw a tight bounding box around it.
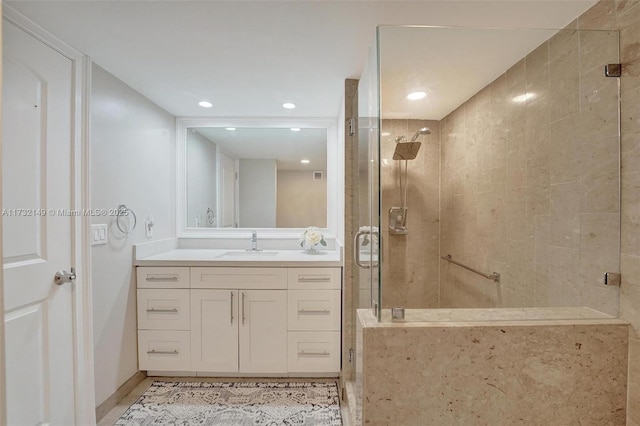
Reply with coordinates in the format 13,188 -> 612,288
393,142 -> 421,160
410,127 -> 431,142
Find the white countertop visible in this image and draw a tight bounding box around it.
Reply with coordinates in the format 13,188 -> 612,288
134,248 -> 342,267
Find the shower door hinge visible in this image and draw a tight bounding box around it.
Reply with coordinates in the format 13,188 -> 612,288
604,272 -> 621,286
605,64 -> 622,77
347,118 -> 356,136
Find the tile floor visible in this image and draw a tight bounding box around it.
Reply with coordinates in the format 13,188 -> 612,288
98,376 -> 350,425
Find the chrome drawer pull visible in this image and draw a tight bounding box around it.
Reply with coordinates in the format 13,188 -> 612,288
298,276 -> 331,283
298,309 -> 330,315
146,308 -> 178,313
146,350 -> 179,355
241,292 -> 246,325
298,350 -> 330,357
145,276 -> 179,282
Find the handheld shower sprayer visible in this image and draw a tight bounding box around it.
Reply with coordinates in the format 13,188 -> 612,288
389,126 -> 431,234
410,127 -> 431,142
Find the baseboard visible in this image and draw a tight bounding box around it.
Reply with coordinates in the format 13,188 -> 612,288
95,371 -> 147,422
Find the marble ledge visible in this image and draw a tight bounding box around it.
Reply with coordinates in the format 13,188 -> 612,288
358,307 -> 627,328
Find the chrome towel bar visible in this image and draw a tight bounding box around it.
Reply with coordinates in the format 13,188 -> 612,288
441,254 -> 500,283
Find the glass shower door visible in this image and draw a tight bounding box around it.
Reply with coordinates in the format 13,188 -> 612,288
354,40 -> 381,318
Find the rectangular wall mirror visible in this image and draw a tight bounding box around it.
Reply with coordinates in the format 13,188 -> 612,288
177,118 -> 338,238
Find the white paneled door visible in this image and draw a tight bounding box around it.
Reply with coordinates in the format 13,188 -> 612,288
2,19 -> 78,424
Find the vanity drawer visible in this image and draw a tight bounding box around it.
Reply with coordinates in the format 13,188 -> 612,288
288,290 -> 341,331
287,331 -> 340,374
287,268 -> 341,290
137,267 -> 190,289
138,330 -> 191,371
191,267 -> 287,289
137,289 -> 190,330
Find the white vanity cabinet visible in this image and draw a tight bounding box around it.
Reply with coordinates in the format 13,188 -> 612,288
190,267 -> 288,374
136,265 -> 341,376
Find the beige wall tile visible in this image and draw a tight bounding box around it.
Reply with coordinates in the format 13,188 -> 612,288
620,22 -> 640,93
548,246 -> 581,307
621,172 -> 640,256
549,29 -> 581,120
549,114 -> 582,184
580,29 -> 619,72
579,213 -> 620,288
550,182 -> 581,248
628,337 -> 640,424
578,1 -> 616,30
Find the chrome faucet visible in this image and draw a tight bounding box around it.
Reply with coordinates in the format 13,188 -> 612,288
249,230 -> 259,251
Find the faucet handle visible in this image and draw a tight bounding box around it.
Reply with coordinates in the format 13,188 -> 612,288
251,230 -> 257,238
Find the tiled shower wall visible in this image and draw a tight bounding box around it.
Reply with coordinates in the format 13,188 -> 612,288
439,27 -> 620,315
380,119 -> 440,309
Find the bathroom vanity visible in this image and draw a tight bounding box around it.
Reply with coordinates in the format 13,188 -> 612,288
134,246 -> 342,377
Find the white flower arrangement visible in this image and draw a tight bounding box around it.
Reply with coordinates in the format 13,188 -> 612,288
300,226 -> 327,249
358,225 -> 379,246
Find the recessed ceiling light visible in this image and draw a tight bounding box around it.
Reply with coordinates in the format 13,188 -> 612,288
381,132 -> 391,137
512,93 -> 535,103
225,127 -> 236,131
283,102 -> 296,109
300,159 -> 310,164
290,128 -> 301,132
198,101 -> 213,108
407,91 -> 427,101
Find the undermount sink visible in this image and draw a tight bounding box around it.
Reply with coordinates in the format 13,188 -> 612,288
217,250 -> 279,258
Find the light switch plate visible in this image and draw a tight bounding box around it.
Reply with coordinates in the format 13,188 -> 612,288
91,224 -> 108,246
145,216 -> 154,238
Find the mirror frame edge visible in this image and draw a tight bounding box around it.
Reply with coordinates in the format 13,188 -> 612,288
176,116 -> 339,239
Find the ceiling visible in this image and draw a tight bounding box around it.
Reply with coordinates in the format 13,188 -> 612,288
193,127 -> 327,171
6,1 -> 597,120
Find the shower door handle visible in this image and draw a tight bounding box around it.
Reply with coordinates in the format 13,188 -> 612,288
354,230 -> 371,269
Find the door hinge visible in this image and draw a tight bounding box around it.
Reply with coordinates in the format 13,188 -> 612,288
347,118 -> 356,136
348,348 -> 354,364
605,64 -> 621,77
604,272 -> 621,286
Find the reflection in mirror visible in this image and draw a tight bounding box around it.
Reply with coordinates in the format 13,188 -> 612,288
186,127 -> 327,229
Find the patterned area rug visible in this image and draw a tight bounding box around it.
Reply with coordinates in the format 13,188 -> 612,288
115,381 -> 342,425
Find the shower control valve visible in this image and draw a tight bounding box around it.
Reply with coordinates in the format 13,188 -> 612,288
389,207 -> 408,235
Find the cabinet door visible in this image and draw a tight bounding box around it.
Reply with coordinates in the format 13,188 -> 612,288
191,289 -> 238,372
239,290 -> 287,374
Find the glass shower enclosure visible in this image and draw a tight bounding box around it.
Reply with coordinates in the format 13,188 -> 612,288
355,25 -> 621,323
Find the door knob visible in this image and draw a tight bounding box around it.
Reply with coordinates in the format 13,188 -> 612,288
54,267 -> 76,285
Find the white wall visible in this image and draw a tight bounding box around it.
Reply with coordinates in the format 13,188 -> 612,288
90,64 -> 175,406
186,131 -> 217,227
276,170 -> 327,228
238,159 -> 276,228
337,94 -> 346,245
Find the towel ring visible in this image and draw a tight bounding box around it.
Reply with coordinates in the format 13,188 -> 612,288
116,204 -> 137,234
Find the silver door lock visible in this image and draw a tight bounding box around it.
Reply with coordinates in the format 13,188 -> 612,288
54,267 -> 76,285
